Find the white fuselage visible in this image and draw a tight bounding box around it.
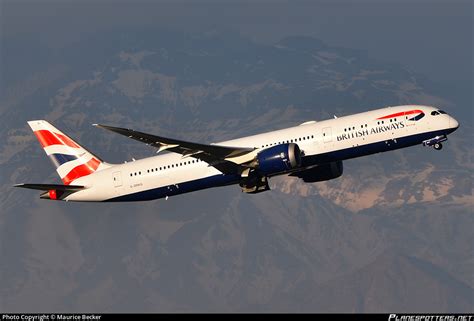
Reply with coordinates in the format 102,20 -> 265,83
65,105 -> 459,202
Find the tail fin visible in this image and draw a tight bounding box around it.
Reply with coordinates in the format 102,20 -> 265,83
27,120 -> 109,185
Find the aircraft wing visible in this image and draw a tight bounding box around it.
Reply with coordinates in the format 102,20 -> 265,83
94,124 -> 255,174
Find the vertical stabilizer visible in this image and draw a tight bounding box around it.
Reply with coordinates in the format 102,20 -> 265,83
27,120 -> 110,185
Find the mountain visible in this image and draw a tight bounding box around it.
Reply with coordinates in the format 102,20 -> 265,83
269,252 -> 474,312
0,29 -> 472,312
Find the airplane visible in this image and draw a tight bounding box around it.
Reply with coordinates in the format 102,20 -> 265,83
15,105 -> 459,202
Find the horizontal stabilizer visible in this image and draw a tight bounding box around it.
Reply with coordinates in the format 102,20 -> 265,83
14,183 -> 85,191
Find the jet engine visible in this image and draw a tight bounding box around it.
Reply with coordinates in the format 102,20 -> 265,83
255,143 -> 302,176
290,161 -> 343,182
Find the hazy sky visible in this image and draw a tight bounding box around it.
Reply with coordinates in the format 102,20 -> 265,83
1,0 -> 472,84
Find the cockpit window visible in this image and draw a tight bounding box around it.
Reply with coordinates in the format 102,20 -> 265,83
432,110 -> 447,116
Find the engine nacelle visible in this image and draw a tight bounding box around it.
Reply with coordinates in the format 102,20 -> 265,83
256,143 -> 302,176
291,161 -> 343,183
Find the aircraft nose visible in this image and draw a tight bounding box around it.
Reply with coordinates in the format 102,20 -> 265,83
450,117 -> 459,130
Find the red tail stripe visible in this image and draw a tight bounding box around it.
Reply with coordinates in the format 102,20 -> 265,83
62,158 -> 101,185
377,109 -> 423,120
34,130 -> 81,148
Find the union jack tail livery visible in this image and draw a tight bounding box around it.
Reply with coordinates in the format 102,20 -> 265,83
27,120 -> 109,185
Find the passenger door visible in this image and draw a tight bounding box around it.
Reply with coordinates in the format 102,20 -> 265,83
112,171 -> 123,196
323,127 -> 332,143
